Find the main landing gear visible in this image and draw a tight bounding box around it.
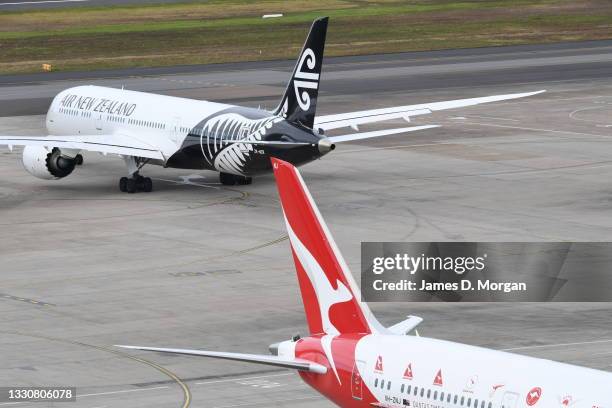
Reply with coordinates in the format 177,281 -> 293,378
119,174 -> 153,193
220,172 -> 252,186
120,156 -> 152,193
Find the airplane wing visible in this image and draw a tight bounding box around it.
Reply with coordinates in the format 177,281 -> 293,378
115,345 -> 327,374
0,134 -> 165,160
314,90 -> 545,131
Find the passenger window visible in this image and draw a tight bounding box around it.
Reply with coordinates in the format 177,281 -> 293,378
381,380 -> 385,389
440,392 -> 444,401
448,394 -> 451,403
468,398 -> 471,406
454,395 -> 458,404
488,403 -> 492,408
420,388 -> 424,397
475,399 -> 478,407
401,384 -> 404,393
461,396 -> 465,406
434,391 -> 438,400
387,382 -> 391,391
414,387 -> 418,396
427,389 -> 431,399
375,378 -> 378,387
407,385 -> 411,394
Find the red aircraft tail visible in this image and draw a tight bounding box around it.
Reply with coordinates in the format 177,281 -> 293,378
271,158 -> 383,335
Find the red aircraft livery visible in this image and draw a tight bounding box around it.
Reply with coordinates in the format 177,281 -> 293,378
119,158 -> 612,408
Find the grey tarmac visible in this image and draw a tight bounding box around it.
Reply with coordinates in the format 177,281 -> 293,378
1,42 -> 612,407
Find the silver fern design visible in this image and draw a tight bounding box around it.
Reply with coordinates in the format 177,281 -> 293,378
197,112 -> 284,175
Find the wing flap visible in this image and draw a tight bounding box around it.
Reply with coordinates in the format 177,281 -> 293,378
0,134 -> 164,160
317,108 -> 432,131
315,90 -> 545,131
115,345 -> 327,374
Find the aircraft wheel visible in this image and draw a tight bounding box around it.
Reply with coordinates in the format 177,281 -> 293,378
119,177 -> 128,192
126,178 -> 137,193
143,177 -> 153,193
220,172 -> 236,186
236,176 -> 252,185
75,154 -> 84,165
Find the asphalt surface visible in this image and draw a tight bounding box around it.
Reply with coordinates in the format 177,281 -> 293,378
2,39 -> 612,117
2,41 -> 612,407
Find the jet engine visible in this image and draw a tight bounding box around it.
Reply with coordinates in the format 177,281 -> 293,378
22,146 -> 79,180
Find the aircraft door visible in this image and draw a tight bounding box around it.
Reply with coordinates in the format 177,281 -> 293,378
351,360 -> 365,400
171,116 -> 181,144
95,113 -> 103,132
501,392 -> 519,408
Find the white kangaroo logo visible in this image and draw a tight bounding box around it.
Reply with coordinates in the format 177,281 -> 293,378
293,48 -> 319,111
286,219 -> 352,384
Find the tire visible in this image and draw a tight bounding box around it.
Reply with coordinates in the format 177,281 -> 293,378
75,154 -> 83,165
143,177 -> 153,193
119,177 -> 128,192
219,172 -> 236,186
236,175 -> 252,185
126,178 -> 137,193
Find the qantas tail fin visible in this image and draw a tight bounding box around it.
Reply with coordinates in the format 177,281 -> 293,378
271,158 -> 385,335
274,17 -> 328,129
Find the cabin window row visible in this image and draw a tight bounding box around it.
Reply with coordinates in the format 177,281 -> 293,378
59,107 -> 79,116
126,118 -> 165,130
372,378 -> 494,408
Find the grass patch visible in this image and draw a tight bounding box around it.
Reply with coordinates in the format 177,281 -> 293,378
0,0 -> 611,74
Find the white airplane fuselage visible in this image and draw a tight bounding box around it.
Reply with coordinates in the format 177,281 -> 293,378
45,85 -> 320,176
281,332 -> 612,408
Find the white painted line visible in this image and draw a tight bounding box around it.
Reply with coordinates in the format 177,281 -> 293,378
78,386 -> 170,398
466,115 -> 520,122
195,372 -> 292,386
461,121 -> 612,138
211,395 -> 319,408
262,14 -> 283,18
0,0 -> 89,5
502,339 -> 612,351
154,177 -> 220,190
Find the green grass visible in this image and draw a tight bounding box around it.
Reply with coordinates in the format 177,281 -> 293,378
0,0 -> 611,74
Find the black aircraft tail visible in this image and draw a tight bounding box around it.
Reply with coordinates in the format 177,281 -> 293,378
274,17 -> 328,129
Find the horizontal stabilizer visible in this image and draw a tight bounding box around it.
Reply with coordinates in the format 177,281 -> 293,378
0,134 -> 164,160
388,315 -> 423,335
115,345 -> 327,374
224,140 -> 311,146
328,125 -> 439,143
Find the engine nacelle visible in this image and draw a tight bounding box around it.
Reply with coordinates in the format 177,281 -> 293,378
22,146 -> 77,180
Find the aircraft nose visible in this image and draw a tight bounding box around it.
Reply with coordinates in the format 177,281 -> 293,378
317,138 -> 336,155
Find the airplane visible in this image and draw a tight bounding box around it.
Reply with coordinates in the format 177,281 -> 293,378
0,17 -> 544,193
118,157 -> 612,408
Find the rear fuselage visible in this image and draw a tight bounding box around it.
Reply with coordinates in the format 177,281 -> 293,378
46,85 -> 326,176
286,334 -> 612,408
